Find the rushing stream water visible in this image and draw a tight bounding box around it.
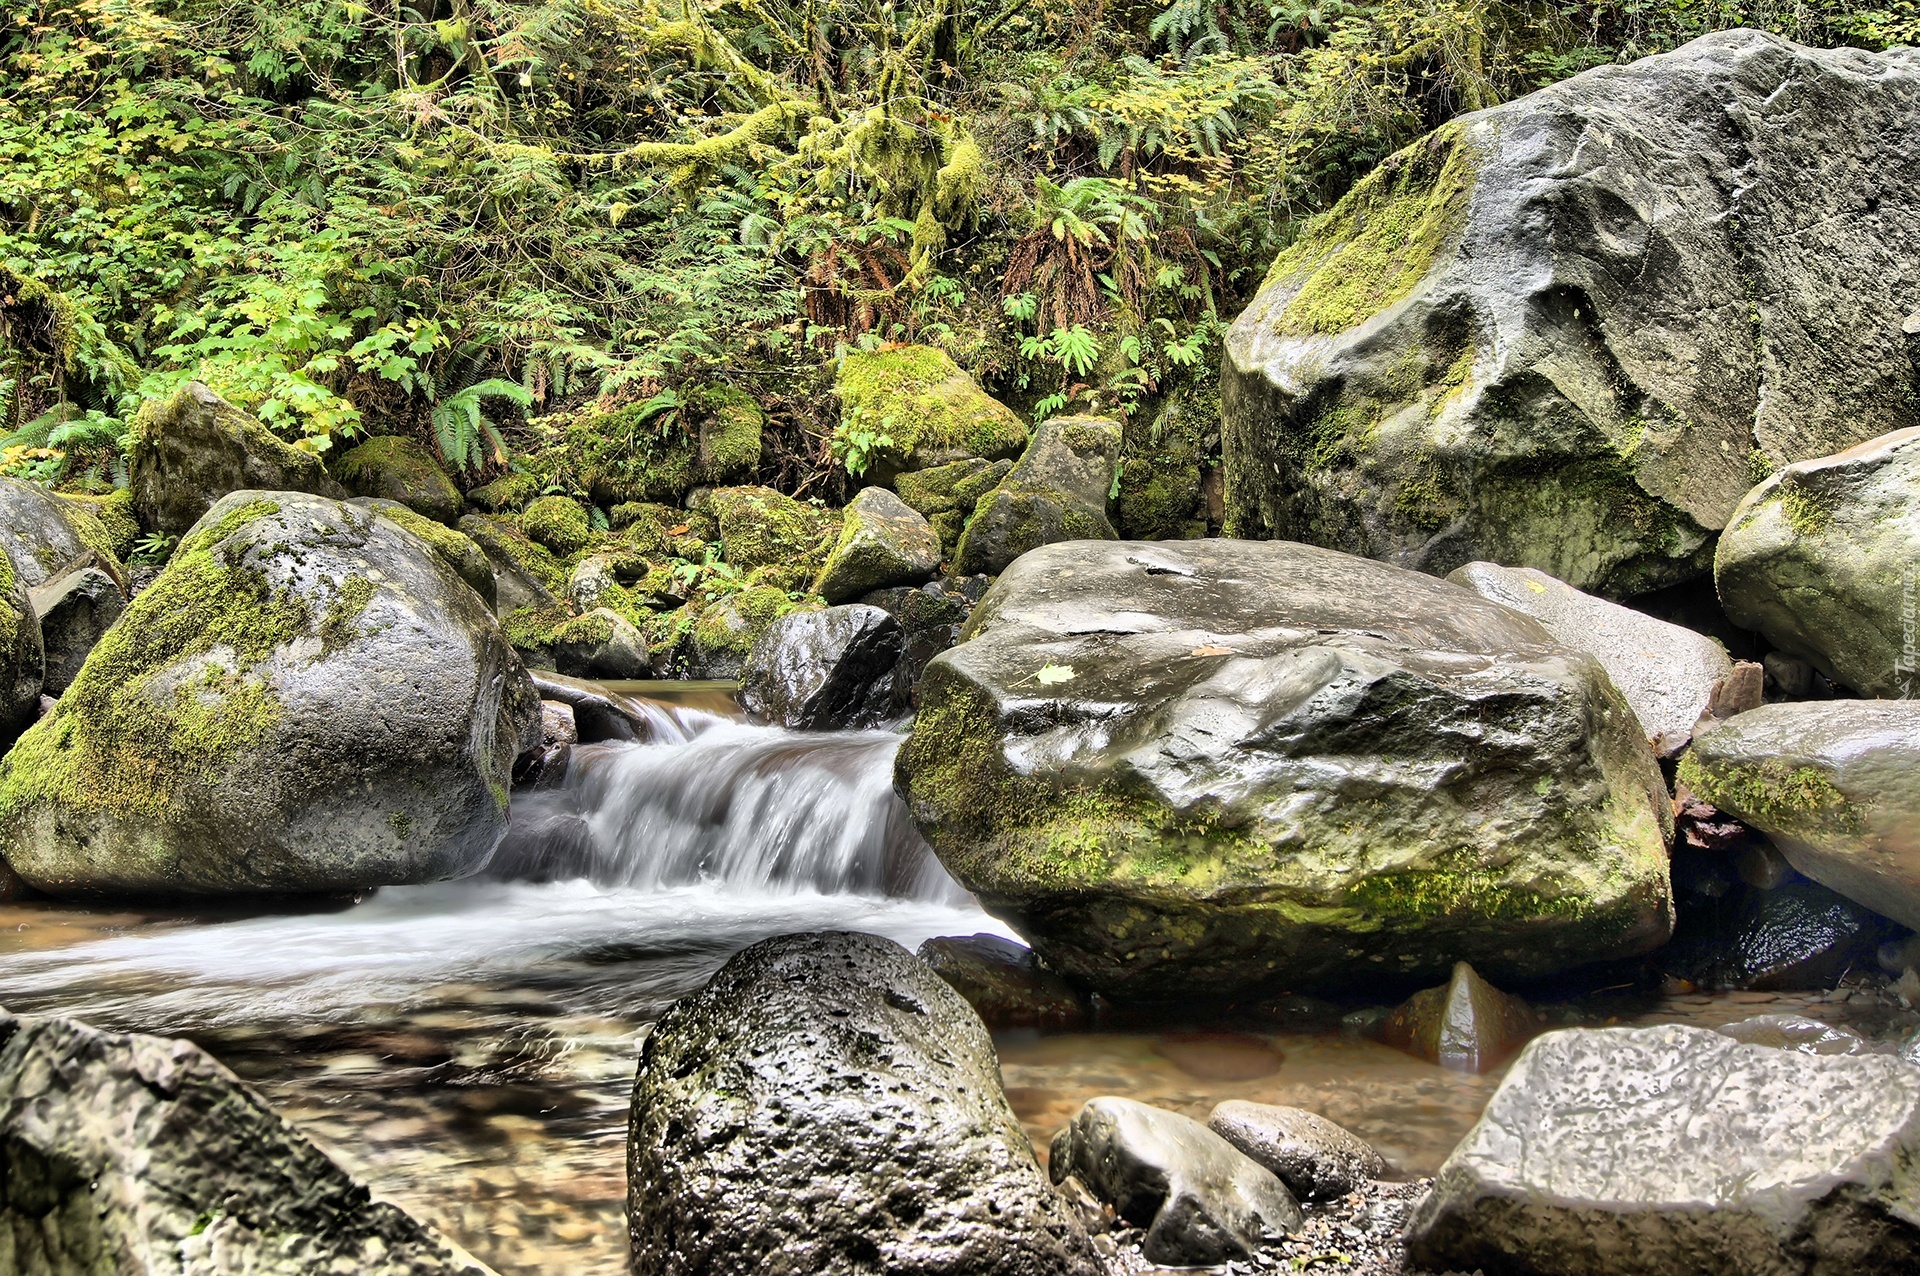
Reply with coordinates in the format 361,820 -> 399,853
0,682 -> 1906,1273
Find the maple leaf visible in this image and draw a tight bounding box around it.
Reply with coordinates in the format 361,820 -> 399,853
1035,663 -> 1077,685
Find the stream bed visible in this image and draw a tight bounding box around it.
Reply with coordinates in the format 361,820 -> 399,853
0,683 -> 1911,1274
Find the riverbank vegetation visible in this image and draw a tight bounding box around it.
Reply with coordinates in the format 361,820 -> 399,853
3,0 -> 1914,512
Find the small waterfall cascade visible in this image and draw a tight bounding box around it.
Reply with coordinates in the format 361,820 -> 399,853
491,702 -> 968,905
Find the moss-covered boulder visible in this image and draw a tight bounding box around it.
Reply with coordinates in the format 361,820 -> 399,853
0,477 -> 127,591
335,435 -> 462,525
954,415 -> 1121,578
58,488 -> 141,561
813,487 -> 941,603
708,485 -> 838,585
687,585 -> 817,679
467,469 -> 542,514
1714,427 -> 1920,697
1681,702 -> 1920,933
837,345 -> 1028,484
0,491 -> 540,898
895,458 -> 1012,554
568,385 -> 763,507
520,494 -> 592,558
549,607 -> 651,680
895,539 -> 1673,1000
353,499 -> 496,608
1221,33 -> 1920,596
128,383 -> 345,536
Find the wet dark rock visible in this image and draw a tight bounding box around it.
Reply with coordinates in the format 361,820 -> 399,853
1673,788 -> 1754,855
129,383 -> 347,536
528,670 -> 658,743
1446,562 -> 1729,756
1663,879 -> 1904,991
954,416 -> 1122,578
1405,1024 -> 1920,1275
0,558 -> 40,750
896,538 -> 1674,1000
1377,961 -> 1538,1073
916,933 -> 1087,1032
0,491 -> 540,898
1683,702 -> 1920,932
1734,840 -> 1797,891
628,930 -> 1101,1276
1764,651 -> 1815,698
739,604 -> 905,730
0,1008 -> 491,1274
28,566 -> 125,697
860,581 -> 977,698
1224,33 -> 1920,597
1048,1096 -> 1301,1265
512,700 -> 577,792
1715,1013 -> 1879,1057
814,487 -> 941,603
1717,427 -> 1920,697
1205,1101 -> 1387,1201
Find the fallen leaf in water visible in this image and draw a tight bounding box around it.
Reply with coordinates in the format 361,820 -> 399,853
1035,663 -> 1076,685
1190,645 -> 1236,656
667,523 -> 691,536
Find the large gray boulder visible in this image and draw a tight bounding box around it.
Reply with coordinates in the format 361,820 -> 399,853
29,566 -> 124,697
627,931 -> 1101,1276
1223,32 -> 1920,597
1448,561 -> 1730,755
954,416 -> 1121,578
0,1008 -> 491,1275
739,604 -> 906,730
1404,1024 -> 1920,1274
895,538 -> 1674,999
0,491 -> 540,898
129,383 -> 346,536
1680,702 -> 1920,931
0,476 -> 126,591
1049,1096 -> 1301,1265
1715,427 -> 1920,697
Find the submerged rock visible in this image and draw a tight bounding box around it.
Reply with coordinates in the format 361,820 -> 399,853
1447,562 -> 1729,755
628,931 -> 1100,1276
1222,33 -> 1920,596
0,1008 -> 491,1275
739,605 -> 905,730
917,933 -> 1088,1032
1682,702 -> 1920,931
1404,1023 -> 1920,1274
1715,428 -> 1920,697
335,435 -> 463,525
28,566 -> 125,697
836,345 -> 1029,485
0,491 -> 540,898
1206,1101 -> 1387,1201
1715,1013 -> 1878,1057
813,487 -> 941,603
128,382 -> 346,536
954,415 -> 1122,578
1049,1096 -> 1301,1265
895,538 -> 1674,999
1378,961 -> 1538,1073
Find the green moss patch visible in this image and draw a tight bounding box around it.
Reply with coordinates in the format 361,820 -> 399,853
520,495 -> 592,558
837,345 -> 1027,466
1267,123 -> 1477,337
1680,752 -> 1864,836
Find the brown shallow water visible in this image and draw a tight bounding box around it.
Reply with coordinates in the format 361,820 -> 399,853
4,891 -> 1910,1275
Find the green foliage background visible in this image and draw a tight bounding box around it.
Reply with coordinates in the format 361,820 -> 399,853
1,0 -> 1913,495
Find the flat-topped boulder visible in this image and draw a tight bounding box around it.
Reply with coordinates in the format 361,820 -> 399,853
1223,32 -> 1920,596
0,491 -> 540,898
1405,1024 -> 1920,1273
1681,701 -> 1920,931
895,538 -> 1673,999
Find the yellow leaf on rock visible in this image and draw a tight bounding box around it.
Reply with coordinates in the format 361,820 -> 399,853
1190,645 -> 1236,656
1035,663 -> 1076,685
